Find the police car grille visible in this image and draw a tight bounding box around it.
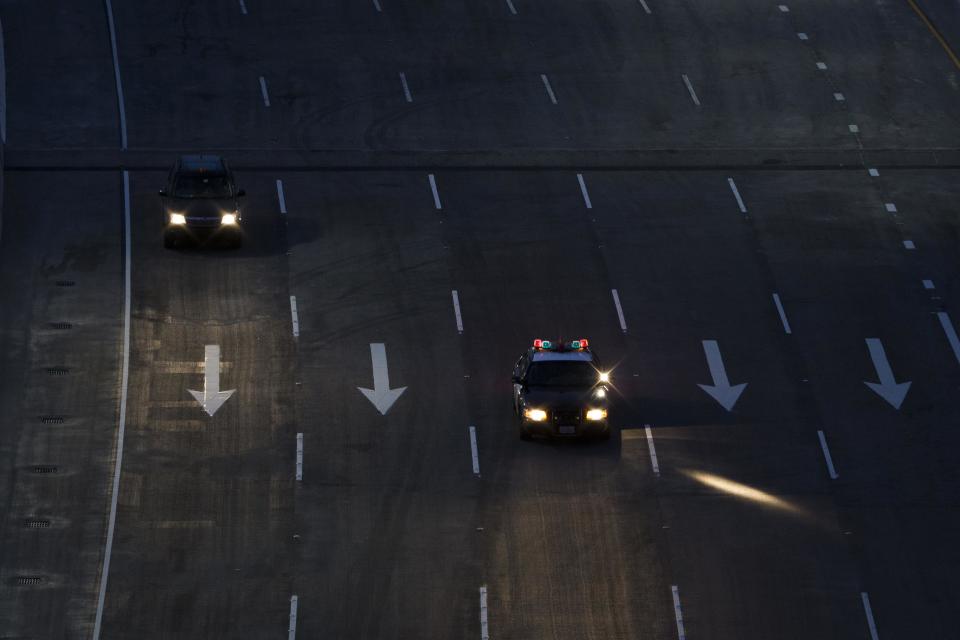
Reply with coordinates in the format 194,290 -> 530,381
554,409 -> 581,424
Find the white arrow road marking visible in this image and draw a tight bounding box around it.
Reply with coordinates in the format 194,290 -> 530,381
358,343 -> 407,415
937,312 -> 960,367
863,338 -> 910,409
188,345 -> 236,416
697,340 -> 747,411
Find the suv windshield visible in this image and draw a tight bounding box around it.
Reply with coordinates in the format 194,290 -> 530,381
526,361 -> 597,386
173,175 -> 232,198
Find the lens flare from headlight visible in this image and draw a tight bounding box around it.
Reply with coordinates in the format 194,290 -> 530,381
221,213 -> 237,225
169,213 -> 186,225
586,408 -> 607,421
524,408 -> 547,422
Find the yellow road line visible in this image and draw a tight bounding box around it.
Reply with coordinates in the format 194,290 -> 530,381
905,0 -> 960,71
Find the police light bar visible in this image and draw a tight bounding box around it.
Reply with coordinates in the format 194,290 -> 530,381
533,339 -> 554,350
568,338 -> 589,350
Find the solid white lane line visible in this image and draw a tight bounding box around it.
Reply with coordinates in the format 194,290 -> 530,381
452,290 -> 464,333
772,293 -> 792,334
103,0 -> 128,149
817,430 -> 839,479
373,0 -> 383,11
506,0 -> 518,14
681,74 -> 701,106
288,595 -> 299,640
276,179 -> 287,214
903,240 -> 915,249
611,289 -> 627,333
541,74 -> 558,104
638,0 -> 652,13
671,586 -> 687,640
923,279 -> 935,290
296,433 -> 304,481
92,170 -> 132,640
469,426 -> 480,476
290,296 -> 300,337
259,76 -> 271,107
577,173 -> 593,209
644,424 -> 660,476
938,312 -> 960,366
884,202 -> 897,213
399,72 -> 413,102
861,592 -> 879,640
428,174 -> 442,209
727,178 -> 747,213
239,0 -> 248,14
479,586 -> 490,640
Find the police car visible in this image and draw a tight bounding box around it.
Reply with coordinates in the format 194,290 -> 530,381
512,339 -> 611,440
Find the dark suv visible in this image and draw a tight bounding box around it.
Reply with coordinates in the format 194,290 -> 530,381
160,155 -> 245,248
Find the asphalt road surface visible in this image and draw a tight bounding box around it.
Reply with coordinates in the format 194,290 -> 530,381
1,0 -> 959,639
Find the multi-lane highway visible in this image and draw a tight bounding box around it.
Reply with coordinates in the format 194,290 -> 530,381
1,0 -> 959,638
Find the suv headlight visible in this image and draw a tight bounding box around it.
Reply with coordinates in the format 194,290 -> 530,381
585,408 -> 607,421
169,213 -> 186,225
221,213 -> 237,225
523,408 -> 547,422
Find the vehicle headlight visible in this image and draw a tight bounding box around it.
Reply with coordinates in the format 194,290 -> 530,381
169,213 -> 186,225
221,213 -> 237,225
598,371 -> 610,383
594,388 -> 606,399
586,408 -> 607,421
523,408 -> 548,422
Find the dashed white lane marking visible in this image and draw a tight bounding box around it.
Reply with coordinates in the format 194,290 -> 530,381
259,76 -> 271,107
849,124 -> 860,133
797,32 -> 809,40
817,430 -> 839,479
772,293 -> 792,334
290,296 -> 300,337
373,0 -> 383,11
644,424 -> 660,475
506,0 -> 517,14
296,433 -> 304,481
428,173 -> 442,209
92,169 -> 133,640
778,4 -> 789,12
276,179 -> 288,214
611,289 -> 628,333
727,177 -> 747,213
861,592 -> 879,640
638,0 -> 652,14
884,202 -> 897,213
937,312 -> 960,366
238,0 -> 248,14
469,426 -> 480,476
834,92 -> 845,102
479,586 -> 490,640
451,290 -> 464,333
681,74 -> 701,106
288,595 -> 299,640
671,586 -> 687,640
903,240 -> 916,249
923,279 -> 935,290
816,61 -> 828,70
868,168 -> 880,177
541,74 -> 558,104
103,0 -> 128,149
577,173 -> 593,209
399,72 -> 413,102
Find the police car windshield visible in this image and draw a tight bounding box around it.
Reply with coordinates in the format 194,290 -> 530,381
174,175 -> 232,198
526,361 -> 596,386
